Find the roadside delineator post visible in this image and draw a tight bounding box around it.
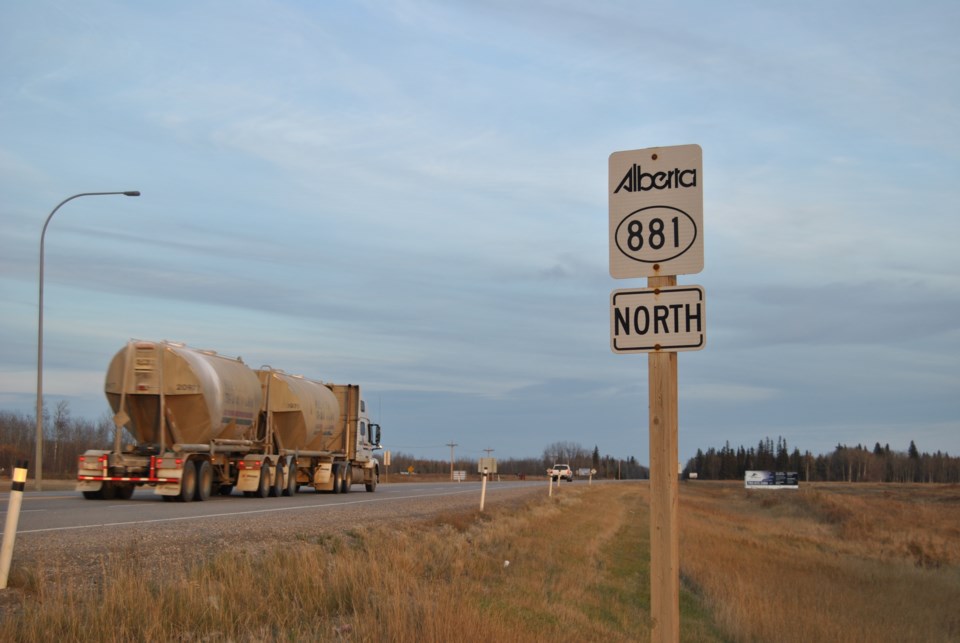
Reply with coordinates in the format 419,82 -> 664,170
480,467 -> 489,511
1,459 -> 29,590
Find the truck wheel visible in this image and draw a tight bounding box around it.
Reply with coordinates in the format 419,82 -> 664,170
101,482 -> 118,500
115,484 -> 135,500
82,490 -> 102,500
218,484 -> 234,496
195,460 -> 213,501
340,464 -> 351,494
284,462 -> 298,496
365,470 -> 377,493
255,464 -> 271,498
331,464 -> 342,494
269,463 -> 283,497
179,462 -> 197,502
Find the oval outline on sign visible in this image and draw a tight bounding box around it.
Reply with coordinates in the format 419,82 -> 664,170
614,205 -> 697,264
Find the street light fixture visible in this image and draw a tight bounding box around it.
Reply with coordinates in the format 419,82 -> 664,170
35,191 -> 140,491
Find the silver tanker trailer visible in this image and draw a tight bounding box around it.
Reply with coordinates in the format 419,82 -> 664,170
77,340 -> 381,501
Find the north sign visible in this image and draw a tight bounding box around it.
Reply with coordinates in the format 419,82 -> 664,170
609,144 -> 703,278
610,285 -> 706,353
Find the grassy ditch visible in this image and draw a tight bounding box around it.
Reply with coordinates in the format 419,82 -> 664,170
6,481 -> 958,641
4,484 -> 720,642
679,481 -> 960,642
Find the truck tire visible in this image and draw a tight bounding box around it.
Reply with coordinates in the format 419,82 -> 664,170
340,464 -> 351,494
331,464 -> 342,494
283,461 -> 298,496
218,484 -> 234,496
115,484 -> 135,500
179,462 -> 197,502
195,460 -> 213,501
365,469 -> 377,492
255,464 -> 271,498
269,463 -> 284,497
82,489 -> 102,500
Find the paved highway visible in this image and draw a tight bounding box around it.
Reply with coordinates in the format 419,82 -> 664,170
3,480 -> 546,535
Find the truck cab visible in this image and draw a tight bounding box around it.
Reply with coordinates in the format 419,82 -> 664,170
354,397 -> 382,463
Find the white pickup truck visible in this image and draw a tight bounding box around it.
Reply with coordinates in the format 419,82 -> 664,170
547,464 -> 573,482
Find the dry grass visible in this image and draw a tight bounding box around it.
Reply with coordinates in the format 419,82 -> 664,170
679,481 -> 960,642
5,482 -> 957,641
5,485 -> 721,642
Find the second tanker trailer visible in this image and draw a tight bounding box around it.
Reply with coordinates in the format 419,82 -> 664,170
77,340 -> 382,501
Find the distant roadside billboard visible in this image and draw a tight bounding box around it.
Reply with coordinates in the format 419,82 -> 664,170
745,471 -> 799,489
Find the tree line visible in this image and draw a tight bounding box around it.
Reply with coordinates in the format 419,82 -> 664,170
0,404 -> 114,479
387,440 -> 648,479
12,402 -> 953,484
684,436 -> 960,483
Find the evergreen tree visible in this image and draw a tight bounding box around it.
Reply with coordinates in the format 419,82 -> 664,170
775,436 -> 789,470
908,440 -> 920,459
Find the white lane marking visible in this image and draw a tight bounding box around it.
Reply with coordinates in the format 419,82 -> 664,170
18,484 -> 534,534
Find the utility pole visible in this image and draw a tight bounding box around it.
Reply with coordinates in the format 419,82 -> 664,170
446,442 -> 458,481
483,448 -> 494,458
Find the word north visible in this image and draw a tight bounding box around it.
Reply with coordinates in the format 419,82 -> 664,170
613,302 -> 703,336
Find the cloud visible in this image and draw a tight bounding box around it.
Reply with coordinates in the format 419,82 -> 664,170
686,382 -> 780,403
713,279 -> 960,349
1,0 -> 958,463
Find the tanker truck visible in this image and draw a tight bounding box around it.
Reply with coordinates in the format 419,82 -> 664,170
76,340 -> 382,501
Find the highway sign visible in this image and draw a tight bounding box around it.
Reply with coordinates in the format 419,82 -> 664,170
609,144 -> 703,278
610,285 -> 706,353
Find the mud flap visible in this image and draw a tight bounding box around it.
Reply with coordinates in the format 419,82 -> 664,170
154,465 -> 184,496
312,462 -> 335,491
76,480 -> 103,493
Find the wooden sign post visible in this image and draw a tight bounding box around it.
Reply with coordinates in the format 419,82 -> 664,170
609,145 -> 705,642
648,275 -> 679,641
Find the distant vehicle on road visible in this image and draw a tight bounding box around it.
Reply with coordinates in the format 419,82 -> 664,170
547,464 -> 573,482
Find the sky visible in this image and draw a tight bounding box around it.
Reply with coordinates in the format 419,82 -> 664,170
1,0 -> 958,466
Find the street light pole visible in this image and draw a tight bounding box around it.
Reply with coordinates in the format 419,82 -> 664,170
35,191 -> 140,491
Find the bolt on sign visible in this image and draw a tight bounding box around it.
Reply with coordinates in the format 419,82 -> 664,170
609,144 -> 703,279
610,285 -> 705,353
